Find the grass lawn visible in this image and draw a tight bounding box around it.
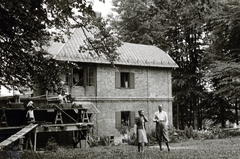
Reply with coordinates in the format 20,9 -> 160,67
17,136 -> 240,158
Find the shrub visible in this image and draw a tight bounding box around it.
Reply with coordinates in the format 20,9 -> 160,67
128,133 -> 137,146
0,145 -> 21,159
117,125 -> 131,135
168,126 -> 178,143
189,126 -> 193,138
145,126 -> 188,144
169,126 -> 188,143
202,130 -> 214,139
218,132 -> 226,138
98,136 -> 109,146
20,151 -> 44,159
184,125 -> 190,139
88,136 -> 99,147
45,137 -> 58,151
87,135 -> 112,147
146,129 -> 157,145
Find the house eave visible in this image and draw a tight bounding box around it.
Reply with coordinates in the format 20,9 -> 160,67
55,59 -> 179,68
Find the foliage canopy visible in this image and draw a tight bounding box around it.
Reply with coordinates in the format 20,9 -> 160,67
110,0 -> 240,128
0,0 -> 121,93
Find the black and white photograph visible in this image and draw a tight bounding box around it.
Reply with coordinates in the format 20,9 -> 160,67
0,0 -> 240,158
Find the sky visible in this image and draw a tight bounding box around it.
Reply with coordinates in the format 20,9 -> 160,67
91,0 -> 114,17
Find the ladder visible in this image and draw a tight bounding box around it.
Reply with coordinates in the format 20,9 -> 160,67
81,109 -> 90,123
54,110 -> 63,124
55,105 -> 77,123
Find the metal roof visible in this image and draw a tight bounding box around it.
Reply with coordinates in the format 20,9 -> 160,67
46,28 -> 178,68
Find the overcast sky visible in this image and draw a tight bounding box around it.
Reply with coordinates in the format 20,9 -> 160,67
92,0 -> 113,17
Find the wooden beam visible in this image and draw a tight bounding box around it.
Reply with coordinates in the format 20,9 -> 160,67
34,130 -> 37,151
36,123 -> 93,133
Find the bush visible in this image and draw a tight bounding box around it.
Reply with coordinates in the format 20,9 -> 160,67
146,129 -> 157,146
20,151 -> 44,159
45,137 -> 58,151
145,126 -> 188,144
98,136 -> 109,146
0,145 -> 21,159
218,132 -> 226,138
87,135 -> 113,147
184,125 -> 190,139
128,133 -> 137,146
117,125 -> 131,135
189,126 -> 193,138
168,126 -> 178,143
88,136 -> 99,147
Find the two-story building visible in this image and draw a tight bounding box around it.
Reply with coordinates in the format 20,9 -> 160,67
45,28 -> 178,140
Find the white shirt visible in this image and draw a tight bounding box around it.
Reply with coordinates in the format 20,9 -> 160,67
58,94 -> 66,104
153,111 -> 168,125
26,110 -> 34,118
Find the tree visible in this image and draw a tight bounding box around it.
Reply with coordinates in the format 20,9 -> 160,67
110,0 -> 168,49
0,0 -> 121,93
111,0 -> 240,128
111,0 -> 211,129
203,0 -> 240,100
202,0 -> 240,125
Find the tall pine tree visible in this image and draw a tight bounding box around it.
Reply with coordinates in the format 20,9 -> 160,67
111,0 -> 211,129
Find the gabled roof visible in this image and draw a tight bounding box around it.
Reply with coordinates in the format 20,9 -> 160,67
46,28 -> 178,68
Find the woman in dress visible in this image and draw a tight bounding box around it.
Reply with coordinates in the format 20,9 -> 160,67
135,110 -> 148,152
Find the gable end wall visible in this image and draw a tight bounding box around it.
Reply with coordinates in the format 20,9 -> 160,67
93,65 -> 173,139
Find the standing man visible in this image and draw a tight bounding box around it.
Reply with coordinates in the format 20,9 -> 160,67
58,90 -> 67,107
153,104 -> 170,151
26,101 -> 35,124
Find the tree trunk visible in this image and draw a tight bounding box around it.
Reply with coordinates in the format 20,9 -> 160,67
220,104 -> 225,128
180,104 -> 184,130
177,103 -> 179,129
235,100 -> 239,125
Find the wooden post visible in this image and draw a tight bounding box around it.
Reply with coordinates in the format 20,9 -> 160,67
19,136 -> 25,151
25,133 -> 33,151
34,130 -> 37,151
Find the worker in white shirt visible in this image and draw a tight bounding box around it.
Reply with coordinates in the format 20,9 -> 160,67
26,101 -> 35,124
153,104 -> 170,151
58,91 -> 67,107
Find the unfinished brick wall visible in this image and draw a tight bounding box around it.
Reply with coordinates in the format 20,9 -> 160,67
94,101 -> 172,135
96,65 -> 172,98
91,65 -> 173,139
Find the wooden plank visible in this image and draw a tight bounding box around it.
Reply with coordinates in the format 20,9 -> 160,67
36,124 -> 91,133
0,124 -> 38,149
222,128 -> 240,132
36,123 -> 94,132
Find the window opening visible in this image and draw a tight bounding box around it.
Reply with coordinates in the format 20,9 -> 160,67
121,111 -> 130,126
121,72 -> 129,88
72,67 -> 94,86
86,67 -> 94,86
73,68 -> 84,86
